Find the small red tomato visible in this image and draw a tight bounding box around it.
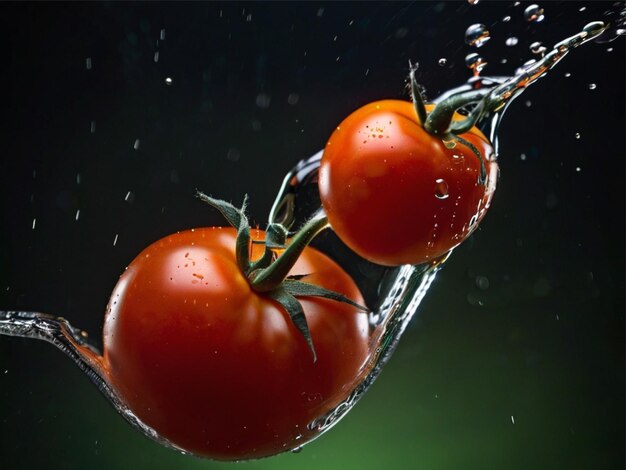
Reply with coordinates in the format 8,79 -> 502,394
318,100 -> 498,266
102,227 -> 370,460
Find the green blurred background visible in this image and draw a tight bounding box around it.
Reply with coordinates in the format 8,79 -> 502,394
0,2 -> 623,469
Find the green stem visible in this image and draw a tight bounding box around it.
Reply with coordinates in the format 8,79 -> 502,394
409,62 -> 427,124
424,89 -> 491,135
250,213 -> 329,292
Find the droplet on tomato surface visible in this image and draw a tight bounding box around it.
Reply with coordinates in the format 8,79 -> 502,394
434,179 -> 449,200
465,24 -> 490,48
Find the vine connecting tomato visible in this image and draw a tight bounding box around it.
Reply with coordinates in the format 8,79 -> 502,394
102,226 -> 370,460
318,97 -> 498,267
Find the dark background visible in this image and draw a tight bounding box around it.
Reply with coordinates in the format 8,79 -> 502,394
0,2 -> 623,469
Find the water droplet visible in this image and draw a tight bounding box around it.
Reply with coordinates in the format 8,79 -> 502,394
524,4 -> 545,23
256,93 -> 271,108
475,275 -> 490,290
438,58 -> 447,66
511,415 -> 515,424
76,173 -> 81,185
165,77 -> 173,85
32,218 -> 36,230
575,132 -> 581,139
227,148 -> 241,162
467,0 -> 479,4
154,51 -> 159,63
575,166 -> 581,172
316,7 -> 324,17
465,24 -> 490,47
530,41 -> 547,56
113,234 -> 119,246
435,179 -> 449,199
579,6 -> 586,12
525,100 -> 532,107
564,72 -> 572,78
133,139 -> 140,150
75,209 -> 81,221
85,57 -> 92,70
90,120 -> 96,133
465,53 -> 487,74
588,83 -> 597,90
520,153 -> 527,161
160,28 -> 166,40
503,15 -> 511,22
505,36 -> 519,46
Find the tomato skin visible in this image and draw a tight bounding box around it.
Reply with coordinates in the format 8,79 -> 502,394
102,227 -> 370,460
318,100 -> 498,266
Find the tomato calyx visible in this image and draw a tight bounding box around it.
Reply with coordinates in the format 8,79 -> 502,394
408,62 -> 490,184
195,191 -> 368,361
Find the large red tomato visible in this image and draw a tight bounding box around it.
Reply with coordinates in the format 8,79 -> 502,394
102,227 -> 370,460
318,100 -> 498,266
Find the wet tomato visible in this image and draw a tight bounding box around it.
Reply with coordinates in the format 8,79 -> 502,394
318,100 -> 498,266
102,227 -> 370,460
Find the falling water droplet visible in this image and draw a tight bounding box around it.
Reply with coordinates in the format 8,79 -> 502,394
465,53 -> 487,74
160,29 -> 166,40
465,24 -> 490,47
505,36 -> 518,46
524,4 -> 545,23
90,121 -> 96,133
530,41 -> 547,56
564,72 -> 572,78
435,179 -> 449,199
475,275 -> 490,290
154,51 -> 160,63
113,234 -> 119,246
165,77 -> 173,85
575,133 -> 581,139
133,139 -> 140,150
85,57 -> 92,70
438,58 -> 447,66
588,83 -> 597,90
503,16 -> 511,22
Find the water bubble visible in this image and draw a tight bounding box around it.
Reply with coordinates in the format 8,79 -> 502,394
520,153 -> 527,161
575,166 -> 581,172
524,4 -> 545,23
287,93 -> 299,105
438,58 -> 447,66
588,83 -> 597,90
435,179 -> 449,199
465,24 -> 490,47
465,53 -> 487,74
530,41 -> 547,56
505,36 -> 519,46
